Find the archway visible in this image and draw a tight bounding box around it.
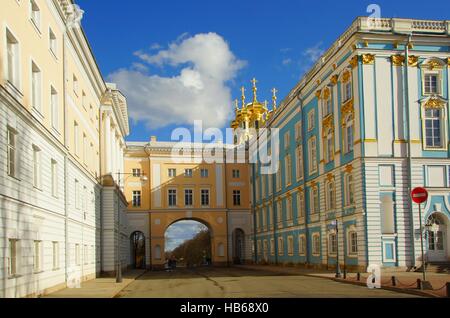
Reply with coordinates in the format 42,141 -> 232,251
164,220 -> 212,268
426,213 -> 449,262
130,231 -> 146,269
232,228 -> 246,265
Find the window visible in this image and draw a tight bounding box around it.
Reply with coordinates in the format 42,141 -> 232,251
308,137 -> 318,174
424,73 -> 439,95
51,159 -> 58,197
232,190 -> 241,206
343,81 -> 352,102
287,236 -> 294,255
312,233 -> 321,255
7,127 -> 17,178
8,239 -> 18,276
297,191 -> 304,218
132,191 -> 141,207
75,244 -> 81,266
379,165 -> 394,187
6,28 -> 20,89
32,145 -> 41,188
34,240 -> 42,272
30,0 -> 41,31
381,195 -> 395,234
270,238 -> 275,256
262,208 -> 266,230
184,189 -> 193,206
132,168 -> 141,177
324,129 -> 334,163
286,197 -> 293,221
232,169 -> 240,178
52,242 -> 59,270
268,205 -> 273,227
278,237 -> 284,256
323,89 -> 332,117
184,169 -> 193,177
424,108 -> 444,148
82,133 -> 87,164
31,61 -> 42,112
75,179 -> 80,209
284,131 -> 290,150
344,115 -> 354,153
51,86 -> 58,130
199,189 -> 209,206
263,240 -> 268,257
326,181 -> 335,211
81,91 -> 87,110
285,154 -> 292,185
295,145 -> 303,180
168,168 -> 176,178
307,110 -> 315,131
268,174 -> 273,195
74,121 -> 79,155
200,168 -> 209,178
345,174 -> 355,206
168,189 -> 177,207
276,166 -> 282,191
298,235 -> 306,255
73,75 -> 78,95
49,28 -> 57,56
310,186 -> 319,215
348,231 -> 358,255
329,233 -> 337,255
295,122 -> 302,141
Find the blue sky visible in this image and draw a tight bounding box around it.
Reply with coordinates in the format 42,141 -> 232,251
77,0 -> 450,143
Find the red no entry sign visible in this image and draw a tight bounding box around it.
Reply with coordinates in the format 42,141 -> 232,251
411,187 -> 428,204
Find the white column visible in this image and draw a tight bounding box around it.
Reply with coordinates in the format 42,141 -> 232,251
104,113 -> 111,174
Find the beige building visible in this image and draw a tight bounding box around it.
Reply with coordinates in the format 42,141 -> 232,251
0,0 -> 129,297
124,139 -> 252,268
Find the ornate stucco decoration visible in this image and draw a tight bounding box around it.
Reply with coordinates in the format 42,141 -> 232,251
349,56 -> 358,69
315,90 -> 322,99
362,54 -> 375,65
422,59 -> 443,70
341,99 -> 354,127
391,55 -> 405,66
330,75 -> 339,86
322,115 -> 334,137
423,96 -> 446,109
323,87 -> 331,100
342,70 -> 351,83
297,187 -> 304,193
345,165 -> 353,173
326,173 -> 334,182
408,56 -> 419,67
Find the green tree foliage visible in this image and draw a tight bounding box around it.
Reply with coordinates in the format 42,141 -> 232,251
169,230 -> 211,267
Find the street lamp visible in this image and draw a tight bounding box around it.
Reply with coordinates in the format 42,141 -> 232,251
115,172 -> 148,283
332,219 -> 341,278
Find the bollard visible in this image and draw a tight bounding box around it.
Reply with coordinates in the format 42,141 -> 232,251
417,279 -> 422,290
343,270 -> 347,279
356,272 -> 360,281
446,282 -> 450,298
391,276 -> 396,287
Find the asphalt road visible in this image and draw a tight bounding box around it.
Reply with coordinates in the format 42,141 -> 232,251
116,267 -> 420,298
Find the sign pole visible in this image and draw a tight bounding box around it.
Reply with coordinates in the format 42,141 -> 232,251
418,202 -> 426,283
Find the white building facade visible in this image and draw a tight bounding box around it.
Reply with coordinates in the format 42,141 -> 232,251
0,0 -> 129,297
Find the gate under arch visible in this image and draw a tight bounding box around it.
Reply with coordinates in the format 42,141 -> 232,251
130,231 -> 146,269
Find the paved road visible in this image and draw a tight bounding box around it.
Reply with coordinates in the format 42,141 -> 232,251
116,267 -> 420,298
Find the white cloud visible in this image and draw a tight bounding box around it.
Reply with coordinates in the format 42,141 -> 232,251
282,58 -> 292,66
303,42 -> 325,63
110,33 -> 246,129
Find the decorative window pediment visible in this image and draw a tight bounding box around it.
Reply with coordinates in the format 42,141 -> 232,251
421,96 -> 447,109
420,58 -> 446,71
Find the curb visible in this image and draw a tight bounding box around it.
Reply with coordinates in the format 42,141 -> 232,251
235,266 -> 436,298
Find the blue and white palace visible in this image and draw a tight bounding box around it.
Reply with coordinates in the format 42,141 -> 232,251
232,17 -> 450,271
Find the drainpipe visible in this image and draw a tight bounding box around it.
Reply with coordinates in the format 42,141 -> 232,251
296,92 -> 309,266
144,144 -> 153,270
402,33 -> 417,268
251,161 -> 257,264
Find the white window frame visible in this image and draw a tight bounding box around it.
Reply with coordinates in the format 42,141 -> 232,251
51,159 -> 58,198
232,190 -> 241,206
310,186 -> 319,215
7,127 -> 18,178
74,179 -> 80,209
51,86 -> 58,130
347,229 -> 358,256
52,241 -> 59,270
200,168 -> 209,178
168,168 -> 176,178
295,122 -> 302,141
307,110 -> 315,131
345,173 -> 355,206
326,180 -> 335,211
297,191 -> 304,219
132,190 -> 141,207
184,188 -> 194,207
168,189 -> 177,207
343,115 -> 354,154
308,136 -> 318,174
8,239 -> 19,277
422,69 -> 442,96
49,27 -> 57,57
33,240 -> 43,272
75,244 -> 81,266
298,235 -> 306,256
287,236 -> 294,256
31,60 -> 42,113
201,189 -> 210,207
285,154 -> 292,186
6,28 -> 21,91
29,0 -> 41,32
328,232 -> 337,255
184,168 -> 193,178
422,105 -> 447,151
132,168 -> 141,177
284,131 -> 290,150
312,233 -> 321,256
278,237 -> 284,256
32,145 -> 41,189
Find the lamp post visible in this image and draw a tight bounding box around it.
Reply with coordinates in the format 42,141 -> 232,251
332,219 -> 341,278
115,172 -> 148,283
